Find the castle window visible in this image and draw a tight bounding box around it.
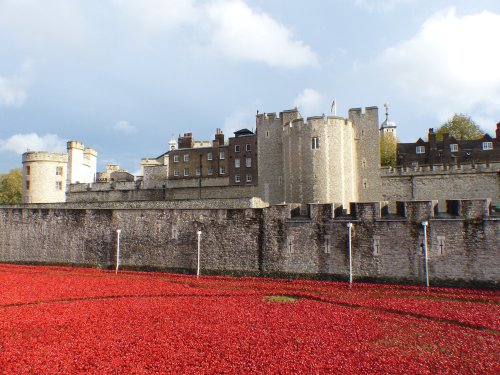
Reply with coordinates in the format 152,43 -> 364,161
173,168 -> 179,177
436,236 -> 445,256
219,151 -> 225,160
183,154 -> 190,162
450,144 -> 458,152
362,178 -> 368,189
278,176 -> 282,186
361,158 -> 366,169
266,130 -> 269,138
245,144 -> 251,152
482,142 -> 493,150
56,166 -> 63,176
173,155 -> 179,163
183,168 -> 189,176
219,166 -> 225,175
207,152 -> 213,161
235,175 -> 240,183
26,166 -> 30,175
311,137 -> 320,150
171,227 -> 178,240
246,158 -> 252,167
26,180 -> 30,190
416,146 -> 425,154
195,168 -> 201,176
55,181 -> 63,190
287,239 -> 293,254
246,174 -> 252,182
235,158 -> 240,168
208,168 -> 213,176
373,236 -> 381,256
235,145 -> 240,153
324,236 -> 331,254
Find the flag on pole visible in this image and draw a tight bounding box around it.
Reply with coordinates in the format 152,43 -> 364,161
330,99 -> 336,116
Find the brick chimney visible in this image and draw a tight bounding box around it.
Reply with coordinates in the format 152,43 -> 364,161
178,133 -> 193,149
214,128 -> 224,146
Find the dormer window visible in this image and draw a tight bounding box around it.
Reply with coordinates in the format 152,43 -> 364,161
450,144 -> 458,152
416,146 -> 425,154
482,142 -> 493,150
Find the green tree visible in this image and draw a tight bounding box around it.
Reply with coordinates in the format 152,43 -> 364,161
0,168 -> 23,205
436,114 -> 484,141
380,133 -> 397,167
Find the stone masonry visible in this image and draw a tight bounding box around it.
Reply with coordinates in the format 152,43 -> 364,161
1,199 -> 498,287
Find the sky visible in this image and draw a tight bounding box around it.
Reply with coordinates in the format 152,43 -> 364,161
1,0 -> 500,174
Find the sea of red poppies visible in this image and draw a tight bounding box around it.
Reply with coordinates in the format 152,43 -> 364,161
0,264 -> 498,374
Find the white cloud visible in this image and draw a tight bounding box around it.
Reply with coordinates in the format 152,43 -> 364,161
113,120 -> 137,134
222,109 -> 254,137
112,0 -> 200,32
354,0 -> 413,12
0,133 -> 66,155
374,8 -> 500,133
109,0 -> 318,69
294,89 -> 324,115
0,0 -> 87,50
0,61 -> 34,107
206,0 -> 318,68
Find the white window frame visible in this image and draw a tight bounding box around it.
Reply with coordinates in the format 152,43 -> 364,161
416,146 -> 425,154
235,175 -> 240,183
245,144 -> 251,152
450,144 -> 458,152
246,158 -> 252,168
183,168 -> 189,176
482,142 -> 493,150
219,166 -> 225,175
312,137 -> 320,150
207,152 -> 213,161
235,145 -> 240,153
173,168 -> 179,177
246,174 -> 252,182
173,155 -> 180,163
195,168 -> 201,176
235,158 -> 240,168
219,151 -> 225,160
183,154 -> 190,162
207,168 -> 213,176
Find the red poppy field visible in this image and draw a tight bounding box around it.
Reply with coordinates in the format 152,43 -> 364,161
0,264 -> 498,374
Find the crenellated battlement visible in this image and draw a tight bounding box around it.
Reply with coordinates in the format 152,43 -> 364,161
22,151 -> 68,163
305,199 -> 493,223
381,162 -> 500,176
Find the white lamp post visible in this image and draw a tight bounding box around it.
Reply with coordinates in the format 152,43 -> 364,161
115,229 -> 121,274
197,230 -> 202,279
347,222 -> 353,285
422,221 -> 429,289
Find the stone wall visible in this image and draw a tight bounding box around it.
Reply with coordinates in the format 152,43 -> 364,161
1,199 -> 498,287
381,164 -> 499,210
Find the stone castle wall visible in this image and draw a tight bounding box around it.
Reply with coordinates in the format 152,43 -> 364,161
381,164 -> 500,210
1,199 -> 498,287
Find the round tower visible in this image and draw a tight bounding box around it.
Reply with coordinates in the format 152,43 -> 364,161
22,151 -> 68,203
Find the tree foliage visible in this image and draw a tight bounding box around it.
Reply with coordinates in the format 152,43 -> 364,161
380,133 -> 397,167
436,114 -> 484,141
0,168 -> 23,205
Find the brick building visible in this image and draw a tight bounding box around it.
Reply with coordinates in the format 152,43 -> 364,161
397,124 -> 500,166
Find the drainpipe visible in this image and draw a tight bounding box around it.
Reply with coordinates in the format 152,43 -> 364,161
115,229 -> 121,274
347,222 -> 353,285
421,221 -> 429,290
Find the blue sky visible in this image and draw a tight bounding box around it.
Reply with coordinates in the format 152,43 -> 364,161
1,0 -> 499,174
